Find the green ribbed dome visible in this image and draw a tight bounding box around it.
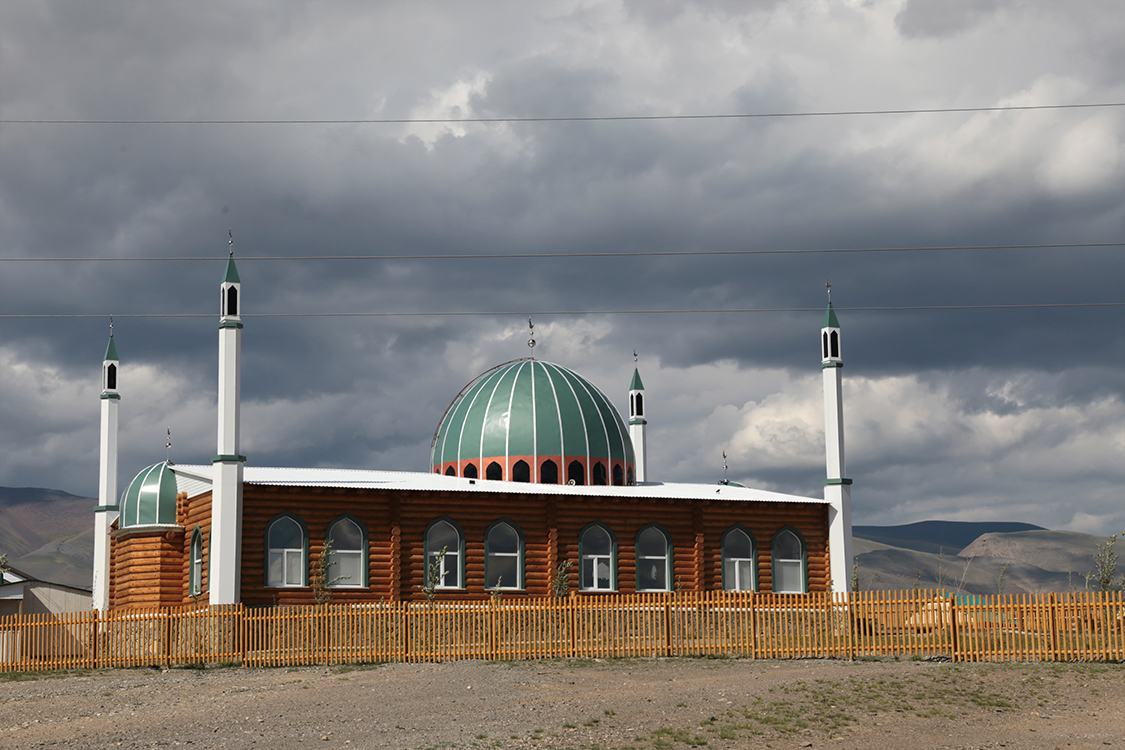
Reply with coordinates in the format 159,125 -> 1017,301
431,360 -> 636,486
119,462 -> 178,528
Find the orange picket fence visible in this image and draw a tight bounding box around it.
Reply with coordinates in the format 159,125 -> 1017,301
2,590 -> 1121,671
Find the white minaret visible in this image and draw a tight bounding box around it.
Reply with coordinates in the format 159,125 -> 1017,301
93,330 -> 120,611
210,243 -> 245,605
628,360 -> 647,483
822,296 -> 853,593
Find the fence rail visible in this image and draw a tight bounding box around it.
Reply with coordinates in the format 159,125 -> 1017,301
2,590 -> 1121,671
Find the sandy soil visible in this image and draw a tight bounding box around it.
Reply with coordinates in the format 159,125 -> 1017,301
1,658 -> 1122,749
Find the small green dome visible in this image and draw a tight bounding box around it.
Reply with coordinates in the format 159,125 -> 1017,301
431,359 -> 636,486
119,462 -> 178,528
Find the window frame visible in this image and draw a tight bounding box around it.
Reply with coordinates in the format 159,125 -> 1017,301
265,513 -> 309,588
189,526 -> 205,597
424,517 -> 466,590
579,522 -> 617,592
634,523 -> 672,592
721,525 -> 758,592
770,526 -> 808,594
325,514 -> 368,589
484,518 -> 525,591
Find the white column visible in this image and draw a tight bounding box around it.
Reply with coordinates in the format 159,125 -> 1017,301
822,305 -> 853,594
211,259 -> 245,605
628,369 -> 647,483
93,385 -> 119,611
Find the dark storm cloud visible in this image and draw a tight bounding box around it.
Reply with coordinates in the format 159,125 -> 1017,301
1,0 -> 1122,533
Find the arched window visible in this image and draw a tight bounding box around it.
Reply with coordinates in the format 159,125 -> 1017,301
722,526 -> 757,592
830,330 -> 839,359
266,514 -> 306,587
579,523 -> 616,591
106,363 -> 117,390
567,460 -> 585,486
463,463 -> 478,479
627,466 -> 635,486
635,393 -> 643,417
512,460 -> 530,483
592,462 -> 608,486
486,461 -> 503,480
540,459 -> 559,484
189,527 -> 205,597
635,525 -> 671,592
822,331 -> 829,360
485,519 -> 523,590
612,464 -> 624,486
326,516 -> 366,588
225,285 -> 238,316
771,527 -> 807,593
425,518 -> 464,589
444,466 -> 455,476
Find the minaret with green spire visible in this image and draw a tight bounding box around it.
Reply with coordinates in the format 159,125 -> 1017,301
628,356 -> 647,484
211,234 -> 246,605
821,291 -> 853,593
93,327 -> 121,611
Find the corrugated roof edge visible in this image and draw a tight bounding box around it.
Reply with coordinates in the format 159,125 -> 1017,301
168,464 -> 826,504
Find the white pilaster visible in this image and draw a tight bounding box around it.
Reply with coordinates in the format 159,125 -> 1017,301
628,368 -> 647,483
93,337 -> 120,611
210,256 -> 245,605
822,302 -> 853,593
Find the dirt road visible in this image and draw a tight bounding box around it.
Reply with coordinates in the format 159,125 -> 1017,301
2,658 -> 1121,749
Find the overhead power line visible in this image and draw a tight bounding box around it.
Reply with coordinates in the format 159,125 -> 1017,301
2,102 -> 1121,126
2,242 -> 1120,263
2,303 -> 1121,320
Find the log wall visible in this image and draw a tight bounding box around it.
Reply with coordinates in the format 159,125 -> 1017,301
229,486 -> 829,606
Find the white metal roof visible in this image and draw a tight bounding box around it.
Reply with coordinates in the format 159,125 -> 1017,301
169,464 -> 826,505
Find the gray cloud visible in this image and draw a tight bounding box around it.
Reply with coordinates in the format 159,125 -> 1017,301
1,0 -> 1122,535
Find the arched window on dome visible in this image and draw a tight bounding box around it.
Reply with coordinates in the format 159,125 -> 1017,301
540,460 -> 558,484
326,515 -> 366,588
580,523 -> 616,591
612,464 -> 624,486
486,461 -> 503,481
425,518 -> 464,589
444,466 -> 455,476
512,460 -> 530,483
189,526 -> 205,597
635,524 -> 672,592
721,526 -> 757,592
266,514 -> 307,587
592,461 -> 608,486
463,463 -> 478,479
771,527 -> 807,594
568,460 -> 585,485
485,519 -> 524,590
627,466 -> 635,486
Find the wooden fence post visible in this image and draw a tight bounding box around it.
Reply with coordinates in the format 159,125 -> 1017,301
568,592 -> 578,658
948,594 -> 960,662
1048,592 -> 1059,662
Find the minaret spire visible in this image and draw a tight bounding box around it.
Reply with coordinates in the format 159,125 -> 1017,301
821,286 -> 853,593
93,319 -> 121,611
210,232 -> 246,605
628,350 -> 647,484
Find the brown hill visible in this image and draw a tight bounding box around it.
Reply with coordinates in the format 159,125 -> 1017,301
959,530 -> 1107,577
0,487 -> 94,588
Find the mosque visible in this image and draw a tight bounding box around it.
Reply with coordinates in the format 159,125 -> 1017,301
91,256 -> 853,610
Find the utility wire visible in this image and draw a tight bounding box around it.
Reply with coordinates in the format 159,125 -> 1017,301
3,303 -> 1122,320
2,242 -> 1121,263
3,102 -> 1121,125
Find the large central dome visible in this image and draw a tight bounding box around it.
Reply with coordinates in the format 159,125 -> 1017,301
431,359 -> 636,486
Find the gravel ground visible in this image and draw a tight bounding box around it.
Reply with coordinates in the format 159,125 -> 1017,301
1,658 -> 1122,749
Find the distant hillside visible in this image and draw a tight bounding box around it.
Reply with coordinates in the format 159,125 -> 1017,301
0,486 -> 94,589
853,520 -> 1045,555
852,528 -> 1114,595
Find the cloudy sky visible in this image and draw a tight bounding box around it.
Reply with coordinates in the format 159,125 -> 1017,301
1,0 -> 1122,534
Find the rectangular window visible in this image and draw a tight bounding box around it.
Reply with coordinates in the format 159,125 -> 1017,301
774,560 -> 803,593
